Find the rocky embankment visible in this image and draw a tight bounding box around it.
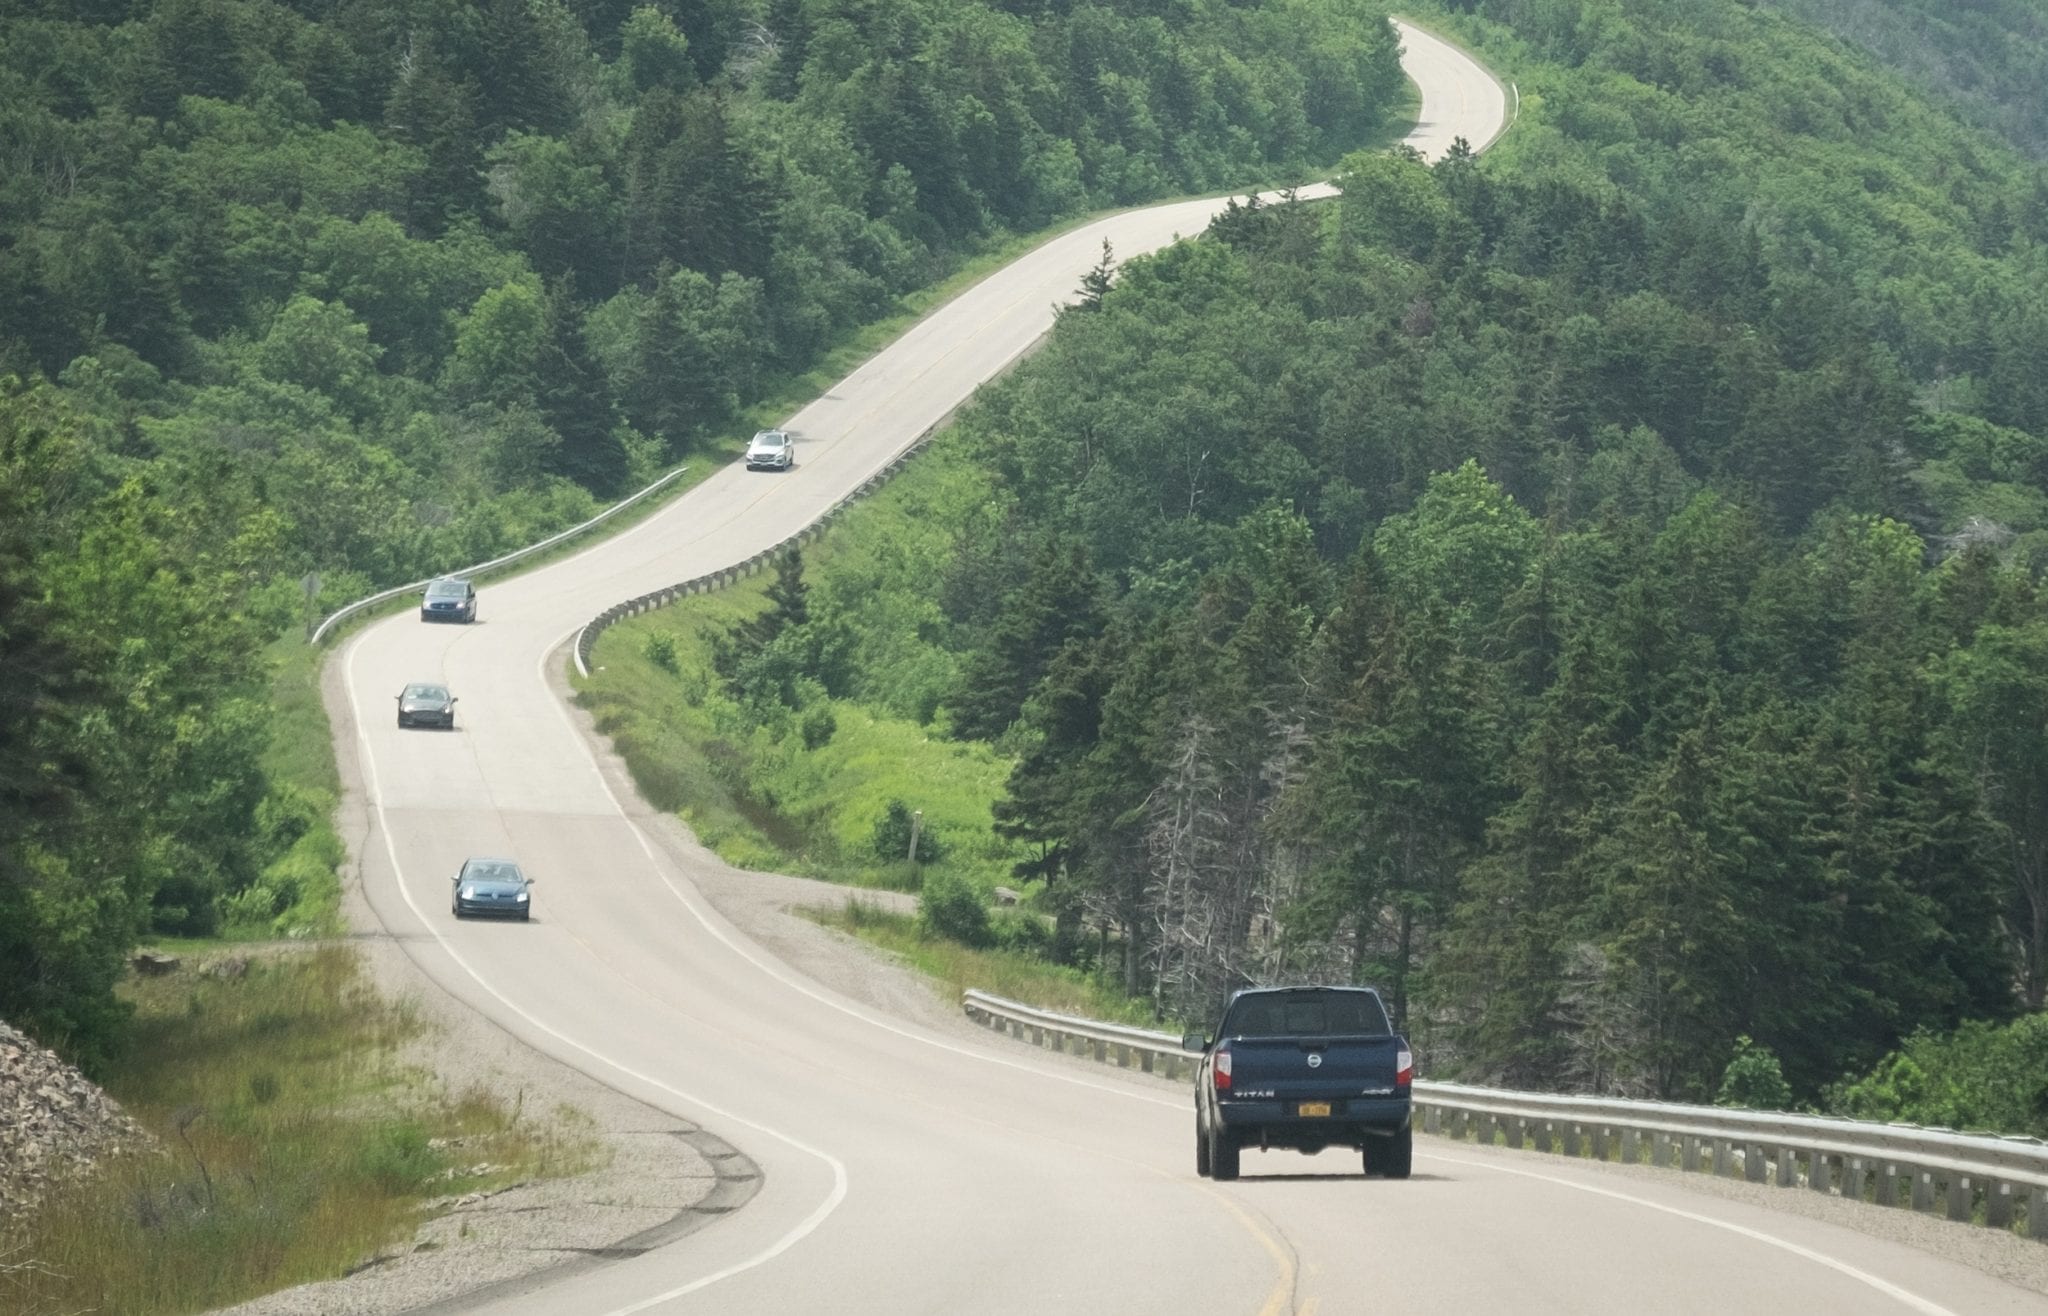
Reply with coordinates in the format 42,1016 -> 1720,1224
0,1018 -> 155,1229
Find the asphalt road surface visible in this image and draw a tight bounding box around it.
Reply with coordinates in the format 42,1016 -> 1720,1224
330,20 -> 2047,1315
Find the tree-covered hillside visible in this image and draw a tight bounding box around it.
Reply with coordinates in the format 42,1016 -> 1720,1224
0,0 -> 1408,1064
641,0 -> 2048,1105
1757,0 -> 2048,159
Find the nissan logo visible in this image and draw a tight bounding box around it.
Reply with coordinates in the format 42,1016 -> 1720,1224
1306,1053 -> 1323,1068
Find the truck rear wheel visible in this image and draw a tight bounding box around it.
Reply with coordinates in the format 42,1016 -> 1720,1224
1209,1123 -> 1240,1181
1195,1120 -> 1212,1177
1365,1127 -> 1413,1179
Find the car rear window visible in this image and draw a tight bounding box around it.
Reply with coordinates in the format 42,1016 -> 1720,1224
427,580 -> 466,597
1224,990 -> 1391,1038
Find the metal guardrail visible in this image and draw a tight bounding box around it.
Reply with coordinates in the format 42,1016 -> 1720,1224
963,989 -> 1201,1081
307,465 -> 691,646
959,989 -> 2048,1239
570,428 -> 941,677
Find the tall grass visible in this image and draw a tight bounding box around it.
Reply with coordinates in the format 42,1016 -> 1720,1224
820,900 -> 1173,1030
1,948 -> 592,1316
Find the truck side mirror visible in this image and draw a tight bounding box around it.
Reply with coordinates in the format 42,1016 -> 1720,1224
1181,1031 -> 1207,1053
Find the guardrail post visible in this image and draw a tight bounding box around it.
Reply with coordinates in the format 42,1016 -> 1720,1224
1982,1178 -> 2015,1227
1880,1161 -> 1905,1207
1984,1180 -> 2014,1229
1681,1136 -> 1702,1173
1744,1142 -> 1767,1183
1844,1156 -> 1869,1202
1910,1166 -> 1934,1212
1092,1037 -> 1107,1063
1424,1106 -> 1442,1136
1710,1138 -> 1731,1177
1809,1151 -> 1833,1195
1774,1145 -> 1797,1187
1946,1175 -> 1973,1223
1505,1117 -> 1525,1151
1621,1128 -> 1640,1164
2029,1185 -> 2046,1238
1563,1123 -> 1583,1158
1652,1133 -> 1673,1168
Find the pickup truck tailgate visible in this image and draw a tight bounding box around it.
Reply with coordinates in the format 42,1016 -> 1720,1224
1224,1036 -> 1404,1098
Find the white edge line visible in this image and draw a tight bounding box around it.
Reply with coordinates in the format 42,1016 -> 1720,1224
342,629 -> 852,1316
1422,1149 -> 1956,1316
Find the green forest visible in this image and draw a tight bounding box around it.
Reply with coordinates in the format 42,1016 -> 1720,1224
0,0 -> 1409,1064
594,0 -> 2048,1120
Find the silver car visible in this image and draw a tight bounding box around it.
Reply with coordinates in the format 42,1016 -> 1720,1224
745,429 -> 794,471
396,682 -> 457,729
451,858 -> 532,920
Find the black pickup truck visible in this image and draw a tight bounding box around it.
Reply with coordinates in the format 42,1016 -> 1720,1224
1184,986 -> 1414,1181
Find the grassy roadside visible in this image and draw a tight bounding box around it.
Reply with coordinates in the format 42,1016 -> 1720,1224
4,946 -> 597,1316
812,901 -> 1174,1030
576,436 -> 1022,886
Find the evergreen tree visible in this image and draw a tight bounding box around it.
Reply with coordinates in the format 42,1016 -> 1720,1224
948,539 -> 1106,742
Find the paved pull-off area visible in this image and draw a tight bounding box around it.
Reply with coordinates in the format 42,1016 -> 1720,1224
250,18 -> 2048,1316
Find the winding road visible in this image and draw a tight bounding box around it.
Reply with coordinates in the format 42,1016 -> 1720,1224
328,19 -> 2046,1315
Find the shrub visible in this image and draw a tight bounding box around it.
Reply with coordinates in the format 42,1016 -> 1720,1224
357,1121 -> 441,1194
1715,1035 -> 1794,1111
872,799 -> 946,863
1828,1016 -> 2048,1137
990,908 -> 1052,954
644,631 -> 680,673
801,704 -> 837,749
917,869 -> 990,948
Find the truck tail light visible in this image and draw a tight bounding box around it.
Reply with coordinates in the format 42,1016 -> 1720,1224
1214,1045 -> 1233,1093
1395,1046 -> 1414,1088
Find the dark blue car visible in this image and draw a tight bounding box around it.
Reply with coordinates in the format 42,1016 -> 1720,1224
420,577 -> 477,622
451,857 -> 533,920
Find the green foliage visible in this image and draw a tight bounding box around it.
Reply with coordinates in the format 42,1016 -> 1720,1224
643,631 -> 680,673
872,799 -> 947,865
1716,1036 -> 1796,1112
917,869 -> 991,948
0,382 -> 274,1066
800,704 -> 837,750
1828,1016 -> 2048,1137
355,1121 -> 442,1194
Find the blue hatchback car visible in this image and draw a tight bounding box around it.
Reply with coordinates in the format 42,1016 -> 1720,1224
451,857 -> 532,920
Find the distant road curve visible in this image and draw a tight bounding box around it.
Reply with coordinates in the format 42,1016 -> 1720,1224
318,24 -> 2028,1316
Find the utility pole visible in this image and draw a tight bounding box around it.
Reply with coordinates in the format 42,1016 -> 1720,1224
907,809 -> 923,864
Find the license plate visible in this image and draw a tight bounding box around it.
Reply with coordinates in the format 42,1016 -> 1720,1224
1298,1101 -> 1332,1118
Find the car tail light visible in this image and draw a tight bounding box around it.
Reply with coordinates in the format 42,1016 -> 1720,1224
1213,1045 -> 1233,1093
1395,1046 -> 1414,1088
